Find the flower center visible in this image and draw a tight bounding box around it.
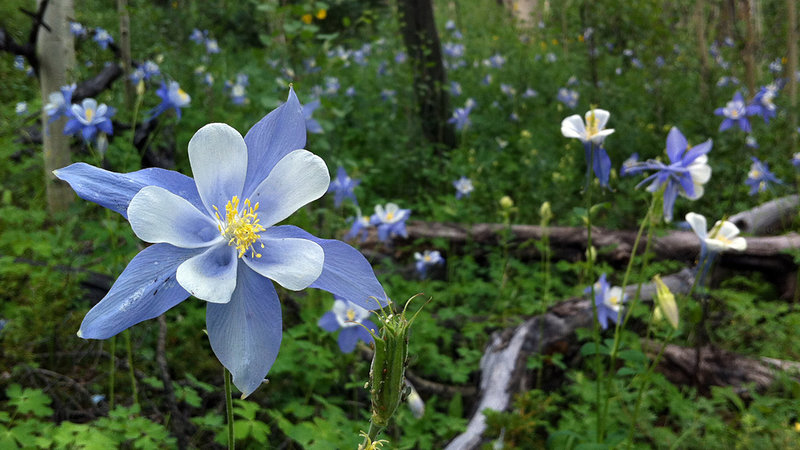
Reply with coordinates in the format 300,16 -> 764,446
214,196 -> 265,258
178,89 -> 189,102
385,211 -> 394,221
586,113 -> 600,137
346,308 -> 356,322
85,107 -> 95,122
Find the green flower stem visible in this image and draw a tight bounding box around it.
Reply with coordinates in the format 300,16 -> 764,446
583,143 -> 603,443
224,367 -> 235,450
535,219 -> 552,390
359,421 -> 384,449
124,329 -> 139,407
109,336 -> 116,410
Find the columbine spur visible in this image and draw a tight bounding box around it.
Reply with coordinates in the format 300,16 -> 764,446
55,88 -> 386,396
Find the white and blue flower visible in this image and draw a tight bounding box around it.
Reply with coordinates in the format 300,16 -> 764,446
63,98 -> 115,142
318,298 -> 377,353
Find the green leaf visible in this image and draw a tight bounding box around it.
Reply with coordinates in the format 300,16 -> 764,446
7,385 -> 53,417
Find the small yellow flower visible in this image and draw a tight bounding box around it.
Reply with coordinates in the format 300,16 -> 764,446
301,14 -> 313,24
316,9 -> 327,20
578,34 -> 584,42
499,196 -> 514,210
552,38 -> 559,45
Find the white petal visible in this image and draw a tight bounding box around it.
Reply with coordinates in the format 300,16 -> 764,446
189,123 -> 248,216
128,186 -> 221,248
248,150 -> 330,227
560,115 -> 586,140
586,109 -> 611,130
176,244 -> 239,303
685,212 -> 708,240
718,221 -> 741,239
728,237 -> 747,251
243,236 -> 324,291
590,128 -> 615,144
688,161 -> 712,185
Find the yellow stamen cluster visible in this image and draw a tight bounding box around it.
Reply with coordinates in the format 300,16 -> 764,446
385,211 -> 395,221
586,110 -> 599,137
346,308 -> 356,322
214,196 -> 265,258
85,108 -> 95,122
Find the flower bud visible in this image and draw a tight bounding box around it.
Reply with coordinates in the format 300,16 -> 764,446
653,275 -> 679,329
499,195 -> 514,210
540,201 -> 552,226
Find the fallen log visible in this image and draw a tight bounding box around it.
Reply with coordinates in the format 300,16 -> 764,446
728,195 -> 799,235
445,269 -> 800,449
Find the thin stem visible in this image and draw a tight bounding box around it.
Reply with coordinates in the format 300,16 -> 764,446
360,421 -> 385,449
584,142 -> 603,443
124,329 -> 138,407
535,224 -> 552,389
224,368 -> 235,450
109,336 -> 116,410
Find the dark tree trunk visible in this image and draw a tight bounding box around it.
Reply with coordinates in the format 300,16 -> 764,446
396,0 -> 457,152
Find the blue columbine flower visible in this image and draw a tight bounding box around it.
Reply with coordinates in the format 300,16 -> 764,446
205,38 -> 220,54
453,176 -> 474,199
371,203 -> 410,242
318,298 -> 377,353
715,92 -> 756,132
486,53 -> 506,69
16,102 -> 27,115
302,99 -> 323,134
793,152 -> 800,168
745,156 -> 782,195
500,84 -> 516,97
557,88 -> 579,109
189,29 -> 206,44
585,274 -> 625,330
620,153 -> 639,177
769,57 -> 783,74
13,55 -> 26,71
93,28 -> 114,49
328,166 -> 359,207
44,84 -> 76,123
345,212 -> 372,242
324,77 -> 340,95
522,88 -> 538,98
443,43 -> 463,58
414,250 -> 444,278
561,108 -> 615,187
151,81 -> 191,119
450,81 -> 462,97
624,127 -> 712,222
745,135 -> 759,148
449,99 -> 476,131
748,84 -> 778,123
63,98 -> 115,142
230,82 -> 247,105
54,88 -> 387,397
70,21 -> 87,37
142,61 -> 161,80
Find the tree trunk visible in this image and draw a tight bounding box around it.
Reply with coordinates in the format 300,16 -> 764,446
787,0 -> 798,155
396,0 -> 457,152
37,0 -> 75,213
117,0 -> 134,110
741,0 -> 757,97
694,0 -> 710,100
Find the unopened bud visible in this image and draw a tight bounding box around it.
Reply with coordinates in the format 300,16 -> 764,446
653,275 -> 679,329
585,245 -> 597,263
499,195 -> 514,210
540,201 -> 552,226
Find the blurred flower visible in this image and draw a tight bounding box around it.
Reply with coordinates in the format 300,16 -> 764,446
522,88 -> 538,98
486,53 -> 506,68
324,77 -> 340,95
316,9 -> 327,20
481,74 -> 492,85
130,68 -> 145,84
302,99 -> 323,134
443,42 -> 465,58
716,76 -> 740,87
44,84 -> 76,123
152,81 -> 191,119
715,92 -> 756,132
453,176 -> 474,199
561,109 -> 615,187
93,28 -> 114,49
745,156 -> 782,195
70,21 -> 87,37
445,19 -> 456,30
142,60 -> 161,80
318,298 -> 377,353
371,203 -> 410,242
450,81 -> 462,97
380,89 -> 396,102
301,14 -> 313,24
203,73 -> 214,86
13,55 -> 25,71
499,195 -> 514,210
15,102 -> 27,115
748,84 -> 778,123
54,88 -> 387,397
620,153 -> 639,177
769,57 -> 783,74
414,250 -> 444,278
686,212 -> 746,253
205,38 -> 220,54
546,53 -> 556,62
64,98 -> 115,142
557,88 -> 579,109
345,213 -> 372,242
500,84 -> 516,97
189,28 -> 206,44
624,127 -> 712,222
448,99 -> 476,131
655,56 -> 666,67
395,51 -> 407,64
793,152 -> 800,168
328,166 -> 359,207
230,83 -> 247,105
586,274 -> 625,330
90,394 -> 105,405
345,86 -> 356,97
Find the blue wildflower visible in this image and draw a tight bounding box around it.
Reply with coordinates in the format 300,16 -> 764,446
585,274 -> 625,330
302,99 -> 323,134
769,57 -> 783,74
70,21 -> 87,37
205,38 -> 220,54
395,51 -> 407,64
13,55 -> 25,71
54,88 -> 387,397
380,89 -> 396,102
189,29 -> 204,44
450,81 -> 462,97
716,76 -> 740,87
453,176 -> 474,199
16,102 -> 27,115
63,98 -> 115,142
522,88 -> 538,98
560,109 -> 615,187
414,250 -> 444,278
324,77 -> 340,95
371,203 -> 410,242
481,74 -> 492,86
748,84 -> 778,123
328,166 -> 360,207
486,53 -> 506,69
793,152 -> 800,168
346,86 -> 356,97
557,88 -> 579,109
318,298 -> 377,353
93,28 -> 114,49
152,81 -> 191,119
746,156 -> 782,195
442,43 -> 465,58
715,92 -> 756,132
44,84 -> 76,123
500,84 -> 516,97
130,68 -> 145,84
449,99 -> 476,131
345,213 -> 372,242
745,135 -> 759,148
230,82 -> 247,105
620,153 -> 639,177
624,127 -> 712,222
142,61 -> 161,80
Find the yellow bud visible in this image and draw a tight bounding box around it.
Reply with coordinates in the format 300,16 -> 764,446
316,9 -> 327,20
301,14 -> 313,24
540,201 -> 552,225
499,196 -> 514,210
586,246 -> 596,263
654,275 -> 679,329
136,79 -> 145,96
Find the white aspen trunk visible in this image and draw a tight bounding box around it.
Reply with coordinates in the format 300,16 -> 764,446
37,0 -> 76,213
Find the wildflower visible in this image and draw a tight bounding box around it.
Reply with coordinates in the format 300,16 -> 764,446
769,57 -> 783,74
316,9 -> 327,20
745,135 -> 759,148
557,88 -> 579,109
93,28 -> 114,49
486,53 -> 506,69
655,56 -> 666,67
748,84 -> 778,123
715,92 -> 756,132
346,213 -> 372,242
560,108 -> 615,187
442,42 -> 465,59
205,38 -> 220,54
586,274 -> 625,330
151,81 -> 191,120
481,74 -> 492,86
414,250 -> 444,278
142,61 -> 161,80
371,203 -> 410,242
189,28 -> 205,44
43,84 -> 77,123
448,99 -> 476,131
13,55 -> 25,71
380,89 -> 396,102
324,77 -> 340,95
546,53 -> 557,62
500,84 -> 516,97
450,81 -> 462,97
346,86 -> 356,97
130,68 -> 146,84
230,83 -> 247,105
328,166 -> 360,207
302,99 -> 323,134
63,98 -> 115,142
318,298 -> 377,353
15,102 -> 27,115
54,88 -> 387,397
522,88 -> 538,98
653,275 -> 679,329
745,156 -> 782,195
394,51 -> 407,64
625,127 -> 712,222
792,152 -> 800,168
301,13 -> 313,24
716,76 -> 740,87
70,21 -> 87,37
445,19 -> 456,30
453,176 -> 474,199
203,73 -> 214,86
620,153 -> 639,176
686,212 -> 746,253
